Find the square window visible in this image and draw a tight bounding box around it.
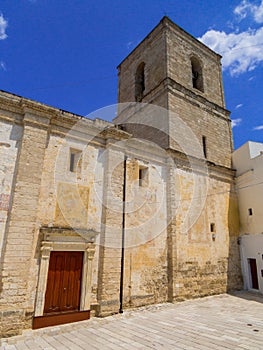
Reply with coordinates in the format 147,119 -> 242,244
139,167 -> 148,187
69,149 -> 82,173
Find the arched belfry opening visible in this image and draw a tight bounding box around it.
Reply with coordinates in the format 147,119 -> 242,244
191,57 -> 204,92
135,62 -> 145,101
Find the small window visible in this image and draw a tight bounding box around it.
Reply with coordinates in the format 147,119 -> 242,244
139,167 -> 148,187
248,208 -> 253,216
69,149 -> 82,173
202,136 -> 207,159
210,223 -> 216,232
135,62 -> 145,102
191,57 -> 204,92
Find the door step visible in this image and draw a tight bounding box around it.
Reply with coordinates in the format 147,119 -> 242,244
33,310 -> 90,329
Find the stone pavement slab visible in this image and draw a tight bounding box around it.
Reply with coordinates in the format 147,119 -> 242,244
1,292 -> 263,350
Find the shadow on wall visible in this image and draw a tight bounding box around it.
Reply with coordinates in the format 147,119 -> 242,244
227,185 -> 243,292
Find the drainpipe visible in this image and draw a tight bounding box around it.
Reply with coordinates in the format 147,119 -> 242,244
119,154 -> 127,313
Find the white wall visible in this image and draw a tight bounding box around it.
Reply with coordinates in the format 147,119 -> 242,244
240,234 -> 263,293
233,141 -> 263,293
233,141 -> 263,235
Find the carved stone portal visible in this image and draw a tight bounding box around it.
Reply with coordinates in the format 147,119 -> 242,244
34,227 -> 98,317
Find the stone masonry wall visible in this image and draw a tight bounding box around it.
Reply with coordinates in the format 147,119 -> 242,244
97,143 -> 124,316
36,131 -> 105,310
0,119 -> 49,337
118,24 -> 166,104
166,20 -> 225,108
0,120 -> 22,260
122,158 -> 168,307
168,91 -> 232,169
171,169 -> 241,300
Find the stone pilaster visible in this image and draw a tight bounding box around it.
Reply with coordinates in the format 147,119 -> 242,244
166,157 -> 178,301
97,138 -> 126,316
0,106 -> 50,336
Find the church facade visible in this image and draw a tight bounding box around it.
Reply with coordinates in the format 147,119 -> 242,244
0,17 -> 242,337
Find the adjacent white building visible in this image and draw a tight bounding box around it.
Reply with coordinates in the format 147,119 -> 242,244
233,141 -> 263,293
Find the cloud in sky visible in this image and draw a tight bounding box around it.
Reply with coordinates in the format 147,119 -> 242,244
0,61 -> 6,71
198,1 -> 263,76
127,41 -> 134,50
253,125 -> 263,130
0,13 -> 7,40
234,0 -> 263,23
235,104 -> 243,109
232,118 -> 242,127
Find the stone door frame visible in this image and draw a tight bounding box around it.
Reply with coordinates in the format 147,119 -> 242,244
34,227 -> 98,317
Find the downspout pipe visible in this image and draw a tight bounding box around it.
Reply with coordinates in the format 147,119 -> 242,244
119,154 -> 127,313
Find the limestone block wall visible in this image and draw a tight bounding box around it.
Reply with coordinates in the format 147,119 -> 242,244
227,190 -> 243,291
118,17 -> 225,109
0,118 -> 49,337
36,131 -> 105,309
171,168 -> 242,300
168,92 -> 232,168
0,120 -> 22,258
97,144 -> 125,316
166,20 -> 225,108
118,25 -> 166,104
122,158 -> 168,307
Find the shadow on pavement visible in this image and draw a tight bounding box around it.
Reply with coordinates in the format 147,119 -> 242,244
229,290 -> 263,304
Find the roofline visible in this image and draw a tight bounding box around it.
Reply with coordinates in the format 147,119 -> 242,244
117,16 -> 221,69
0,89 -> 86,119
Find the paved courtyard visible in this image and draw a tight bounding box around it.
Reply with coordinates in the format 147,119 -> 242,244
1,292 -> 263,350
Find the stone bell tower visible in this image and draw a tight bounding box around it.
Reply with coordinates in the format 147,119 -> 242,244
114,16 -> 242,301
115,16 -> 233,168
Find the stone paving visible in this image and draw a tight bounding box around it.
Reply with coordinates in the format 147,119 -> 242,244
1,292 -> 263,350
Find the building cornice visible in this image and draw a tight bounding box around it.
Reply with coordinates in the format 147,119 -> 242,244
166,148 -> 235,183
139,77 -> 230,121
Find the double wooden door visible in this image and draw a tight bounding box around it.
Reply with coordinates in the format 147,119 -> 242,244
44,251 -> 83,314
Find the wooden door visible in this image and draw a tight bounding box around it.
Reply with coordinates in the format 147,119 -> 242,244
248,258 -> 259,290
44,251 -> 83,314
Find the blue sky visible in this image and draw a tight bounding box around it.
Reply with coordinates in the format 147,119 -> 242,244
0,0 -> 262,149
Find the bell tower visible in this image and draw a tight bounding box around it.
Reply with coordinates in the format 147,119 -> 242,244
115,16 -> 233,169
114,17 -> 242,301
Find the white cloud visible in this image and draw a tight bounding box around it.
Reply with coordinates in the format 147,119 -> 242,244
232,118 -> 242,127
127,41 -> 133,50
253,125 -> 263,130
199,1 -> 263,76
0,61 -> 6,71
234,0 -> 263,24
235,104 -> 243,109
0,14 -> 7,40
198,27 -> 263,76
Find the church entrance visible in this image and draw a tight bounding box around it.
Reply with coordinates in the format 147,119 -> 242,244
44,251 -> 83,314
33,250 -> 90,329
33,227 -> 98,329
